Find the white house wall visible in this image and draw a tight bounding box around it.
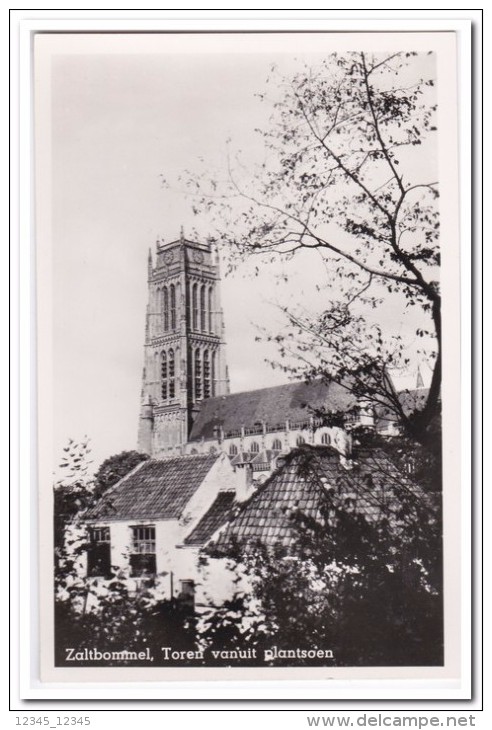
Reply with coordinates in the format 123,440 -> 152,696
178,453 -> 238,531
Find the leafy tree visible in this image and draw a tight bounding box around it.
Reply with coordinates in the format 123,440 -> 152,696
351,425 -> 442,492
93,450 -> 149,497
55,571 -> 198,666
54,438 -> 94,550
177,52 -> 440,446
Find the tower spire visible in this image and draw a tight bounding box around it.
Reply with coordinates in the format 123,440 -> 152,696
147,247 -> 153,278
138,232 -> 229,457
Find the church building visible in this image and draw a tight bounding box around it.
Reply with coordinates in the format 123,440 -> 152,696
137,231 -> 378,470
137,230 -> 230,458
76,232 -> 428,607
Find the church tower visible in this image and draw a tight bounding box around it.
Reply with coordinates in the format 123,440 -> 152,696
138,230 -> 230,457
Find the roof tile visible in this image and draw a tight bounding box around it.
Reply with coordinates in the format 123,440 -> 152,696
189,381 -> 355,441
183,491 -> 236,546
85,454 -> 219,522
211,446 -> 431,551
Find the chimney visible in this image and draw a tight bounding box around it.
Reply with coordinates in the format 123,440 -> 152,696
235,464 -> 253,503
333,427 -> 353,458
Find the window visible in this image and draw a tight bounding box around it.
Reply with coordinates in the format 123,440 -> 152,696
161,351 -> 167,400
195,348 -> 202,400
163,287 -> 169,331
229,443 -> 238,456
203,350 -> 211,398
296,435 -> 305,446
250,441 -> 260,453
211,352 -> 216,396
272,439 -> 282,451
186,282 -> 191,326
200,285 -> 206,332
179,579 -> 195,610
208,287 -> 213,332
168,349 -> 175,399
192,283 -> 198,330
130,525 -> 156,577
170,284 -> 176,330
321,432 -> 331,445
87,526 -> 111,577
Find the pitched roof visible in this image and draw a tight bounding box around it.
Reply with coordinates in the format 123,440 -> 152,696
373,388 -> 433,431
189,380 -> 355,441
85,454 -> 219,522
211,446 -> 430,551
183,491 -> 237,546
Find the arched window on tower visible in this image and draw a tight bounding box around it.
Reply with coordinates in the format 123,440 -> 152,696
175,282 -> 181,327
186,282 -> 191,328
321,432 -> 331,445
208,287 -> 213,332
194,348 -> 202,400
200,285 -> 206,332
168,349 -> 175,399
163,287 -> 169,332
160,352 -> 167,400
154,288 -> 161,337
272,438 -> 282,451
250,442 -> 260,453
192,284 -> 198,331
203,350 -> 211,399
296,435 -> 305,446
170,284 -> 176,330
229,443 -> 238,456
211,351 -> 216,396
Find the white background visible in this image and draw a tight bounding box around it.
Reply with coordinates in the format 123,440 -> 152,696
9,5 -> 482,723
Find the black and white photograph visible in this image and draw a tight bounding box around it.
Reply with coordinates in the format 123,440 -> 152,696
33,30 -> 462,683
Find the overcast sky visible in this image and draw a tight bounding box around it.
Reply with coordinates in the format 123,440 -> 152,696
43,34 -> 438,473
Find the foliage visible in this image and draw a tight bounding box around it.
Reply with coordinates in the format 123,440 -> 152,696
93,450 -> 150,498
55,570 -> 197,666
175,52 -> 440,446
351,425 -> 442,492
54,438 -> 94,549
54,440 -> 196,666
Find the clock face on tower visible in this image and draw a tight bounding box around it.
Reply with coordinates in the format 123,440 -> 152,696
164,250 -> 174,265
193,250 -> 204,264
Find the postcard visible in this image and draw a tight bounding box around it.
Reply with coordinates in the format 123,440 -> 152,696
32,29 -> 464,687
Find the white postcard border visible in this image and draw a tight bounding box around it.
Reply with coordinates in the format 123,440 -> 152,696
15,12 -> 476,702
